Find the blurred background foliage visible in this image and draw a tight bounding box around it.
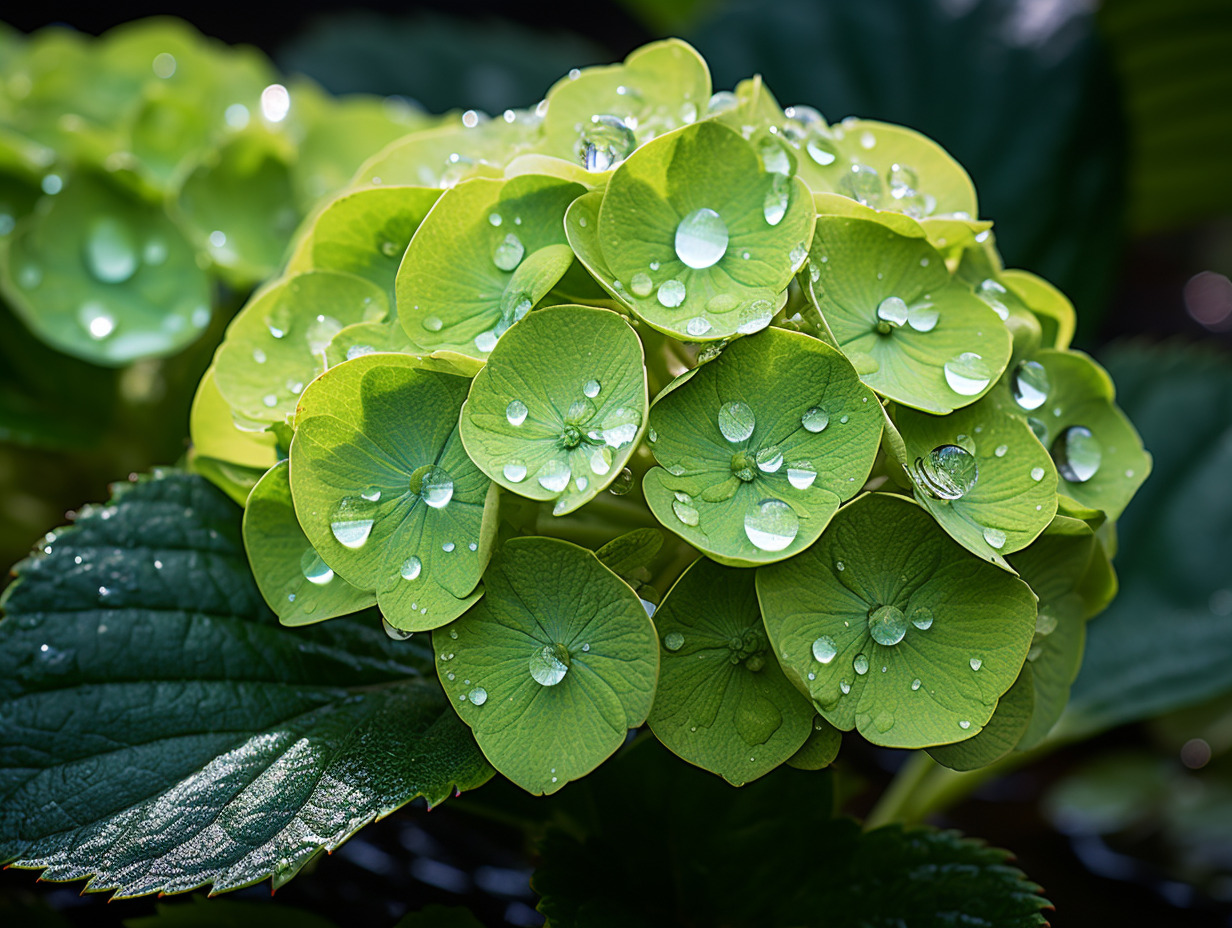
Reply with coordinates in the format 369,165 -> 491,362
1,0 -> 1231,925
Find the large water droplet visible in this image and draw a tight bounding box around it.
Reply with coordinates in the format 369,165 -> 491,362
664,631 -> 685,651
876,296 -> 909,328
672,492 -> 700,526
608,467 -> 634,496
912,445 -> 978,500
589,446 -> 613,476
718,400 -> 755,442
812,635 -> 837,663
801,406 -> 829,433
537,459 -> 571,493
583,378 -> 601,398
592,406 -> 641,448
631,272 -> 653,297
675,208 -> 729,269
888,163 -> 919,199
506,399 -> 528,426
868,605 -> 908,646
330,497 -> 376,548
577,114 -> 635,171
983,527 -> 1007,549
503,460 -> 527,483
943,352 -> 992,396
400,555 -> 422,580
1052,425 -> 1102,483
84,217 -> 138,284
839,163 -> 883,208
787,461 -> 818,489
1012,360 -> 1050,411
976,278 -> 1010,320
853,653 -> 870,675
300,548 -> 334,585
657,279 -> 686,308
493,233 -> 524,271
763,173 -> 790,226
383,617 -> 414,640
807,135 -> 838,166
686,316 -> 712,337
530,643 -> 570,686
736,299 -> 775,334
758,136 -> 791,176
416,466 -> 454,508
468,686 -> 488,705
744,499 -> 798,551
907,303 -> 940,332
755,446 -> 783,473
910,607 -> 934,630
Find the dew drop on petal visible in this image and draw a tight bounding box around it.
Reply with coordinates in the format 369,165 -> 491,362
493,233 -> 525,271
744,498 -> 798,551
506,399 -> 528,426
657,279 -> 687,308
868,605 -> 907,646
400,555 -> 422,580
1012,360 -> 1050,411
530,643 -> 569,686
983,527 -> 1007,549
912,445 -> 978,500
812,635 -> 837,664
537,459 -> 571,493
943,352 -> 992,396
787,461 -> 817,489
664,632 -> 685,651
503,460 -> 527,483
300,549 -> 334,585
675,207 -> 729,268
718,401 -> 756,442
801,406 -> 829,433
1052,425 -> 1102,483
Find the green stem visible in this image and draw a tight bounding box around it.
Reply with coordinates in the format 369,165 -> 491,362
863,751 -> 936,830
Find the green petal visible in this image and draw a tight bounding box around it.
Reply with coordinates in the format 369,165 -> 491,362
289,358 -> 498,630
433,537 -> 658,795
461,304 -> 647,514
213,270 -> 389,424
757,493 -> 1037,748
648,557 -> 814,784
396,174 -> 585,358
805,213 -> 1012,413
0,173 -> 211,366
594,120 -> 814,340
244,460 -> 376,625
644,327 -> 881,565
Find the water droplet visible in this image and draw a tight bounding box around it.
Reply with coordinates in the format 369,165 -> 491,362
744,499 -> 799,551
853,653 -> 869,675
718,401 -> 756,442
260,83 -> 291,122
868,605 -> 908,646
763,173 -> 790,226
630,272 -> 653,297
976,278 -> 1010,320
566,397 -> 597,423
422,315 -> 444,332
959,720 -> 972,730
970,657 -> 983,671
84,217 -> 138,283
807,135 -> 838,166
983,527 -> 1007,549
876,296 -> 909,328
675,208 -> 729,269
910,608 -> 934,630
888,163 -> 919,200
943,352 -> 992,396
506,399 -> 528,426
657,279 -> 686,308
840,680 -> 852,694
300,549 -> 334,585
902,303 -> 938,332
414,466 -> 453,508
330,497 -> 376,548
578,114 -> 635,171
860,130 -> 876,149
530,643 -> 570,686
912,445 -> 978,500
608,467 -> 634,496
664,631 -> 685,651
1052,425 -> 1102,483
41,173 -> 63,195
672,492 -> 700,526
537,459 -> 571,493
383,617 -> 414,640
489,212 -> 502,227
801,406 -> 829,433
583,378 -> 601,398
1026,466 -> 1044,483
786,461 -> 817,489
463,685 -> 488,706
592,406 -> 641,447
686,316 -> 712,337
755,446 -> 783,473
589,446 -> 613,476
400,556 -> 422,580
839,163 -> 883,207
736,299 -> 774,334
1011,360 -> 1050,411
78,302 -> 116,339
812,635 -> 837,663
500,458 -> 529,483
493,233 -> 524,271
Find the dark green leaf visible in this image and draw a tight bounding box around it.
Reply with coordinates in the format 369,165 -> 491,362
0,471 -> 491,897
